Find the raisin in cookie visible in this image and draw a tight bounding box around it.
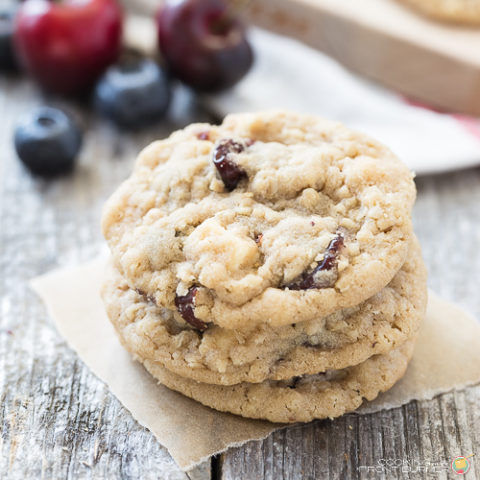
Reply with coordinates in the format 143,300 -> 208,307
102,111 -> 416,330
101,237 -> 426,385
399,0 -> 480,23
141,339 -> 415,423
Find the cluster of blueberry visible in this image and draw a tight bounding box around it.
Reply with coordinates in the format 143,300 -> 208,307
0,0 -> 253,176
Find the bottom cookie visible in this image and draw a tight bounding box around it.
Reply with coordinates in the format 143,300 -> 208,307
142,339 -> 416,423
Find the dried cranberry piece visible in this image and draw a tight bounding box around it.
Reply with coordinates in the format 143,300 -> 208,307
135,288 -> 156,304
212,139 -> 247,191
288,376 -> 301,389
285,234 -> 344,290
174,286 -> 208,331
197,131 -> 210,140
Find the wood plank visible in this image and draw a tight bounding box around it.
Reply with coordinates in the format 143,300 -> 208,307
220,389 -> 480,479
245,0 -> 480,115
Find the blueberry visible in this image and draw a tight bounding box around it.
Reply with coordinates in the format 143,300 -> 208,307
0,8 -> 18,71
94,59 -> 171,129
14,107 -> 83,176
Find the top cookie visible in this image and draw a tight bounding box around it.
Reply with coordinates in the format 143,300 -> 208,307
102,111 -> 415,330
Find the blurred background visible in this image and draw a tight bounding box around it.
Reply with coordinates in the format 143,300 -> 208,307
1,0 -> 480,477
1,0 -> 478,305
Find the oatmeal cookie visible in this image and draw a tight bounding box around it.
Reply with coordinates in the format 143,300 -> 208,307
141,339 -> 416,423
102,111 -> 415,330
101,237 -> 426,385
400,0 -> 480,24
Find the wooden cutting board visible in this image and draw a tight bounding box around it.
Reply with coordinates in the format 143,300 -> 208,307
245,0 -> 480,115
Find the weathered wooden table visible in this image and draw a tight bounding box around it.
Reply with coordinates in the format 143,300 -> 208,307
1,75 -> 479,480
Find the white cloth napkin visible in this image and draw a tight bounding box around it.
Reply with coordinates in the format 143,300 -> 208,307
208,28 -> 480,175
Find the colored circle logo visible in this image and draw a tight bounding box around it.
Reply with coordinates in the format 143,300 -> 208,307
451,456 -> 471,475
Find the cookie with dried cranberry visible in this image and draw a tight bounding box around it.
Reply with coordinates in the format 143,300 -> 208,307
141,339 -> 416,423
399,0 -> 480,24
102,111 -> 416,330
101,237 -> 426,385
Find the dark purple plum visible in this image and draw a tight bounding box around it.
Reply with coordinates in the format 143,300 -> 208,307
157,0 -> 253,92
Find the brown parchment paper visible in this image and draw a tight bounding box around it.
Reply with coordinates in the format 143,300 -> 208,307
30,257 -> 480,471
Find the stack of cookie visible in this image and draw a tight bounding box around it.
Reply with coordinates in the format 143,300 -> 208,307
101,111 -> 427,423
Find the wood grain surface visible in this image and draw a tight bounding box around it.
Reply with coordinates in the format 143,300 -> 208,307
1,75 -> 479,480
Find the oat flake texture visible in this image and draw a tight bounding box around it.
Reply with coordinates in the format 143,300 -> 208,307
102,111 -> 416,330
101,237 -> 426,385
